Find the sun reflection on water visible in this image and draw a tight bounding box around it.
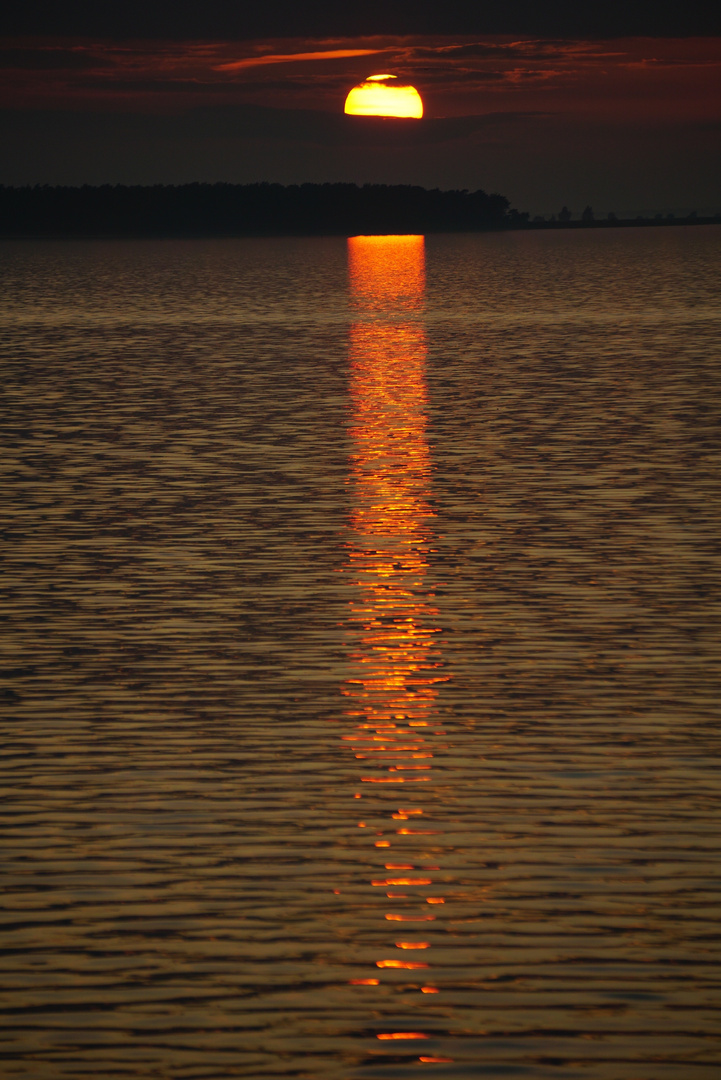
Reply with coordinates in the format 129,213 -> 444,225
344,234 -> 444,731
342,235 -> 450,1054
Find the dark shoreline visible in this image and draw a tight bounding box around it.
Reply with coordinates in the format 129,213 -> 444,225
0,182 -> 718,238
2,221 -> 718,241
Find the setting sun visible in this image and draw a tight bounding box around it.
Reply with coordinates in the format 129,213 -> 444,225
344,74 -> 423,118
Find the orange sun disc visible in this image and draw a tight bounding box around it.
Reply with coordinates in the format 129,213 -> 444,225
345,74 -> 423,119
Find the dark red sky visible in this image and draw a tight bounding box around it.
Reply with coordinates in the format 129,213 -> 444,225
1,3 -> 719,214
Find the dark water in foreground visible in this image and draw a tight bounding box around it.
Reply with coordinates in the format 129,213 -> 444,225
2,228 -> 720,1079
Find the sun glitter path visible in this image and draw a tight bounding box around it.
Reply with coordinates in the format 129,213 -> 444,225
341,234 -> 452,1064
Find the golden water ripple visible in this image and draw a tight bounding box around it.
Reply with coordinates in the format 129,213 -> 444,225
1,231 -> 720,1077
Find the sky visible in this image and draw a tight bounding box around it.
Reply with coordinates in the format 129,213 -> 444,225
2,1 -> 720,215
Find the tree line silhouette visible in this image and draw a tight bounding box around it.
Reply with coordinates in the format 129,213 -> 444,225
0,182 -> 520,237
2,184 -> 716,237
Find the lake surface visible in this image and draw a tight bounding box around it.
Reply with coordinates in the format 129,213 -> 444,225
2,227 -> 720,1079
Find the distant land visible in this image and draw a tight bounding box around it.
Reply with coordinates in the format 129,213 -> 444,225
0,183 -> 718,238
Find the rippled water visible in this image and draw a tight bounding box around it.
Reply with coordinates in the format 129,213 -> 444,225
2,227 -> 720,1079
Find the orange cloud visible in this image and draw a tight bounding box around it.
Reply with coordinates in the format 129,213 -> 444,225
215,48 -> 384,72
1,34 -> 719,125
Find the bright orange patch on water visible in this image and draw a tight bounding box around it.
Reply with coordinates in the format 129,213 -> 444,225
377,1031 -> 429,1040
386,913 -> 435,920
372,878 -> 432,886
376,959 -> 429,969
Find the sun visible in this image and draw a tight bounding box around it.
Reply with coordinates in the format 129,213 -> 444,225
344,74 -> 423,119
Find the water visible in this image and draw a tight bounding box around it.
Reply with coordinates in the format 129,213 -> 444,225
1,227 -> 720,1079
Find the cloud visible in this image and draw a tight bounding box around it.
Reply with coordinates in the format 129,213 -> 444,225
215,48 -> 385,72
2,32 -> 719,129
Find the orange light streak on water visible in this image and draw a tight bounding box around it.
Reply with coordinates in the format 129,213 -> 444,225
376,960 -> 430,970
342,235 -> 450,1044
344,235 -> 443,732
372,878 -> 433,886
376,1032 -> 429,1040
386,914 -> 436,921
